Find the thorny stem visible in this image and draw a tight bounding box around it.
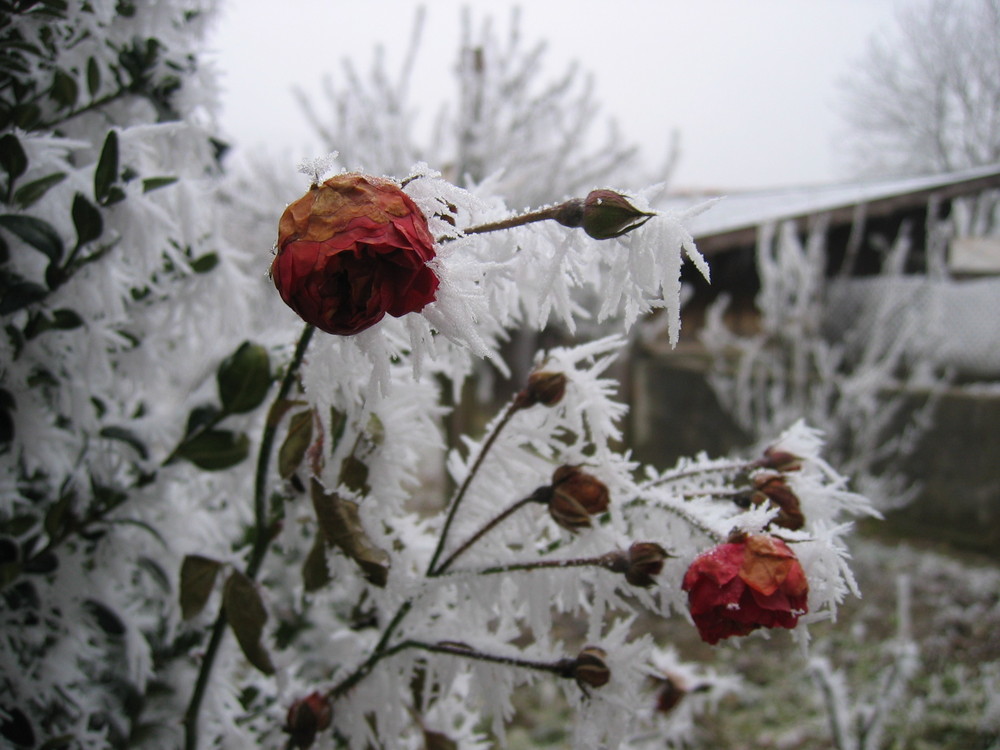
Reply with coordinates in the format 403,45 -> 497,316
382,640 -> 577,680
183,323 -> 315,750
637,460 -> 752,492
652,499 -> 726,543
460,205 -> 563,236
328,600 -> 414,701
431,494 -> 537,576
469,555 -> 615,577
426,400 -> 522,576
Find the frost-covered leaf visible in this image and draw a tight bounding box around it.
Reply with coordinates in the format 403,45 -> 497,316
0,214 -> 64,262
13,172 -> 66,208
310,479 -> 388,587
189,251 -> 218,273
278,409 -> 313,479
141,176 -> 178,193
222,570 -> 275,675
217,341 -> 271,415
71,192 -> 102,246
301,534 -> 331,592
179,554 -> 223,620
94,130 -> 119,204
49,69 -> 79,109
339,454 -> 370,496
0,133 -> 27,182
175,429 -> 249,470
0,280 -> 48,314
99,425 -> 148,460
86,56 -> 100,96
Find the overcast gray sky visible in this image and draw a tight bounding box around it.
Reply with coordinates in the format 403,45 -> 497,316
206,0 -> 910,190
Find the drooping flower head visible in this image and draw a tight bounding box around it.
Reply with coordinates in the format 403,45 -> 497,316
681,534 -> 808,644
272,174 -> 439,335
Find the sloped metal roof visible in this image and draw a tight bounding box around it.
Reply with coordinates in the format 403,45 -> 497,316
661,163 -> 1000,255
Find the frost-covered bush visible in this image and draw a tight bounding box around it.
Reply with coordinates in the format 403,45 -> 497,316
701,217 -> 945,510
2,3 -> 875,749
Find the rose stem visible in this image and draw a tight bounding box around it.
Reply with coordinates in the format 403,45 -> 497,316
430,494 -> 539,576
637,460 -> 752,492
461,205 -> 563,236
426,399 -> 522,576
184,323 -> 316,750
461,555 -> 614,577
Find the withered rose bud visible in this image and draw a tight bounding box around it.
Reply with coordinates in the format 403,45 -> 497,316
546,465 -> 610,531
271,174 -> 439,336
513,370 -> 568,409
624,541 -> 669,587
753,447 -> 803,473
284,691 -> 333,749
581,189 -> 655,240
571,646 -> 611,690
752,472 -> 805,531
653,672 -> 688,714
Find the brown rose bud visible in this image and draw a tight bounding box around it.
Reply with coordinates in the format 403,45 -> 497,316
571,646 -> 611,690
284,691 -> 333,749
653,672 -> 688,714
751,472 -> 805,531
753,447 -> 803,473
624,542 -> 669,587
546,465 -> 610,532
513,370 -> 568,409
271,174 -> 439,336
581,189 -> 655,240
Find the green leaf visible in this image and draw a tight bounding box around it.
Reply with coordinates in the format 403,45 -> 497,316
0,214 -> 64,262
189,252 -> 218,273
84,598 -> 125,636
141,176 -> 177,193
43,492 -> 74,540
217,341 -> 271,415
104,186 -> 126,206
179,554 -> 223,620
222,570 -> 275,674
138,556 -> 170,593
310,479 -> 389,587
94,130 -> 118,204
50,69 -> 78,109
0,280 -> 47,315
13,172 -> 66,208
71,192 -> 102,246
329,407 -> 348,454
278,409 -> 313,479
99,425 -> 149,460
0,133 -> 27,182
86,56 -> 100,97
51,308 -> 84,330
13,103 -> 41,131
184,404 -> 221,437
176,429 -> 249,470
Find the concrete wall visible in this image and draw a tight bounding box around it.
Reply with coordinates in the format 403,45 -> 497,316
628,351 -> 1000,556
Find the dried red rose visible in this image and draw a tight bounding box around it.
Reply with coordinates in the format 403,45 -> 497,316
271,174 -> 439,335
681,534 -> 809,645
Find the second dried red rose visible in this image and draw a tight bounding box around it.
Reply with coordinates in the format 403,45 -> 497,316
682,534 -> 809,645
271,174 -> 440,335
